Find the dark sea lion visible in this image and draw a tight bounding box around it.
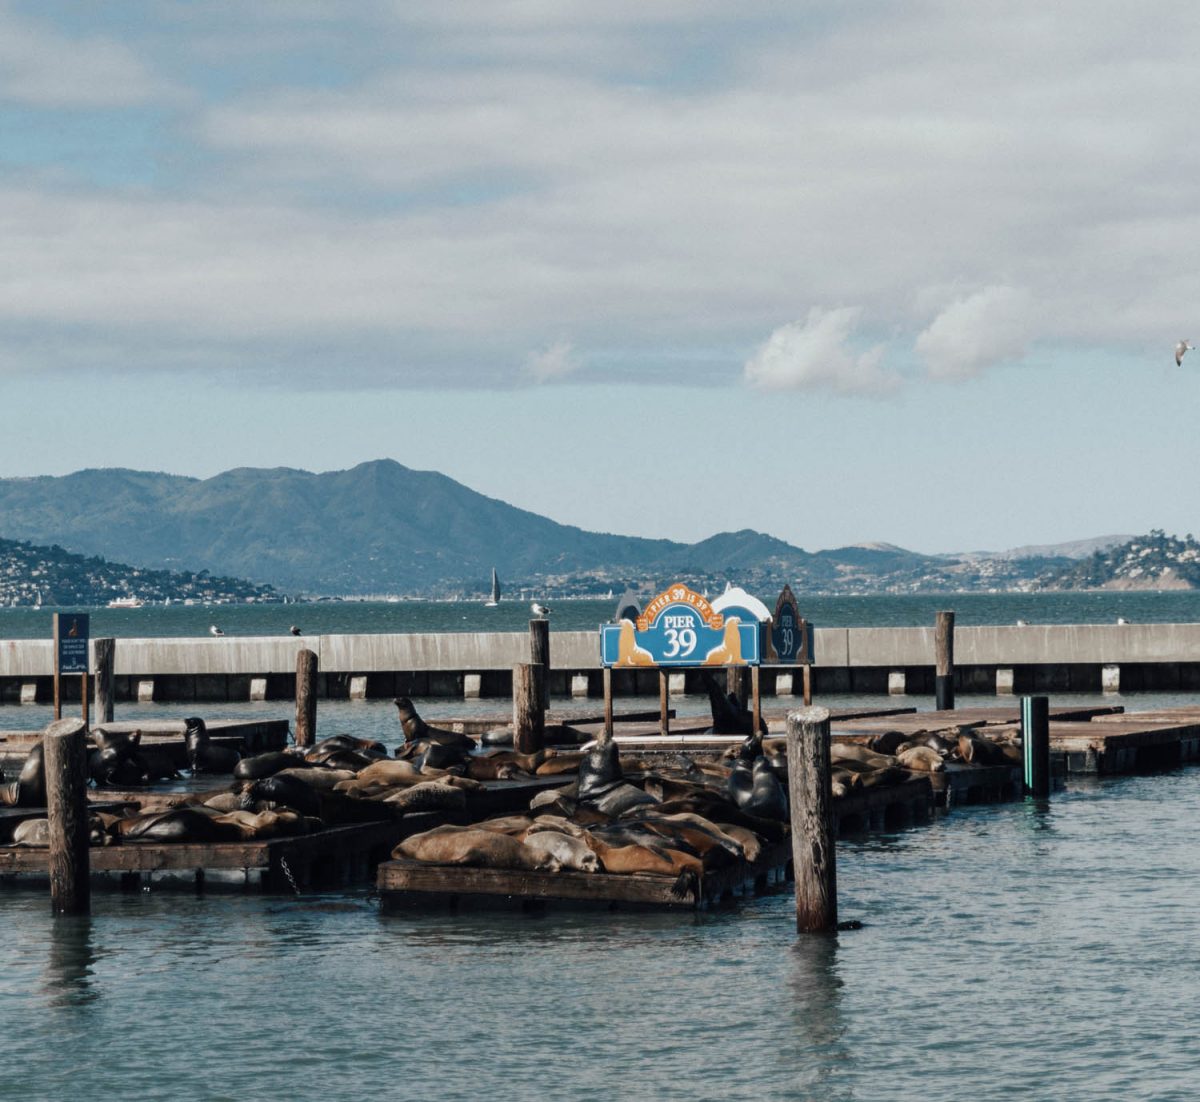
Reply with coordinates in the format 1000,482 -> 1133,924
957,734 -> 1006,766
185,717 -> 242,774
392,698 -> 476,753
411,741 -> 468,772
578,732 -> 622,801
118,807 -> 240,843
0,743 -> 47,808
234,750 -> 307,781
306,748 -> 379,772
395,826 -> 559,871
700,672 -> 766,735
382,782 -> 467,815
310,734 -> 387,757
240,774 -> 322,817
868,730 -> 911,755
465,757 -> 524,781
480,728 -> 514,747
88,730 -> 157,787
592,783 -> 659,817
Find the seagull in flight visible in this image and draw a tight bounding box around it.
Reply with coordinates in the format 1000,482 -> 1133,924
1177,340 -> 1193,366
531,601 -> 552,617
209,624 -> 224,637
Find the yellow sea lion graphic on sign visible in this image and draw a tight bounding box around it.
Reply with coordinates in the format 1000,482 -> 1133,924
703,617 -> 745,665
615,619 -> 655,667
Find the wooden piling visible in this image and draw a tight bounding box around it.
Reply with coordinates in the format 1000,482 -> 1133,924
802,663 -> 813,707
602,667 -> 614,739
295,648 -> 318,748
935,610 -> 955,711
513,662 -> 545,754
659,670 -> 670,736
727,665 -> 749,706
44,718 -> 90,915
751,666 -> 761,734
1021,695 -> 1051,797
529,618 -> 550,711
786,707 -> 837,933
93,637 -> 115,725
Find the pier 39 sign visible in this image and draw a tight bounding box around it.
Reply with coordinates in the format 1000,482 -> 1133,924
600,584 -> 760,668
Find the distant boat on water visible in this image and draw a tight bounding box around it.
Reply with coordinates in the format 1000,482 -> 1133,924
107,596 -> 144,609
484,568 -> 501,608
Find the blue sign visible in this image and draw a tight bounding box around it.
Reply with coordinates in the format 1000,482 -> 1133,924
600,583 -> 760,668
56,613 -> 90,674
769,585 -> 812,664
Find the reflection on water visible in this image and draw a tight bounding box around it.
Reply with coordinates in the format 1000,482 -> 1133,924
42,916 -> 98,1009
786,935 -> 853,1101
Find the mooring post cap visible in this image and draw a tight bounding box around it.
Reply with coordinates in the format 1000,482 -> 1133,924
787,706 -> 831,726
43,717 -> 87,740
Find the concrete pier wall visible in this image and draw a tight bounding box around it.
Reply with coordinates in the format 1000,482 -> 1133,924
2,623 -> 1199,702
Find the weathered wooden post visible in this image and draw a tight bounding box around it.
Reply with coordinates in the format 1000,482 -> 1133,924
45,718 -> 90,916
93,637 -> 115,725
529,618 -> 550,711
513,661 -> 545,753
727,665 -> 749,706
935,610 -> 955,711
1021,695 -> 1051,797
295,648 -> 318,748
659,669 -> 670,736
751,666 -> 762,734
802,664 -> 813,707
602,667 -> 614,739
786,707 -> 837,933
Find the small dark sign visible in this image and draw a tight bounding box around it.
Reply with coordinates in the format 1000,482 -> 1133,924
56,613 -> 90,674
770,585 -> 813,664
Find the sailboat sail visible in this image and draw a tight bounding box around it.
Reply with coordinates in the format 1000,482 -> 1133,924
485,568 -> 501,607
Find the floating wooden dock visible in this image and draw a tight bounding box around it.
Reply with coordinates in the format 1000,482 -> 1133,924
0,717 -> 289,770
0,820 -> 408,893
379,838 -> 796,912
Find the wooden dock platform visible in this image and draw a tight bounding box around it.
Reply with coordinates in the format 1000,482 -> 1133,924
0,819 -> 408,893
0,718 -> 290,769
378,838 -> 796,912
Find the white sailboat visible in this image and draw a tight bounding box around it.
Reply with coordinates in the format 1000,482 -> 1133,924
484,568 -> 501,608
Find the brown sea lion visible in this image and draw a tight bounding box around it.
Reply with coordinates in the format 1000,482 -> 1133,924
715,822 -> 764,863
536,753 -> 585,776
465,757 -> 524,781
234,750 -> 308,780
831,743 -> 896,769
476,815 -> 536,835
394,826 -> 559,871
957,734 -> 1008,766
896,746 -> 945,772
0,742 -> 46,808
521,830 -> 600,872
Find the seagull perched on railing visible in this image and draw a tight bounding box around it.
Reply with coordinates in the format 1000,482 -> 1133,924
1177,340 -> 1193,366
209,624 -> 224,637
531,601 -> 552,617
290,625 -> 301,636
1117,616 -> 1131,625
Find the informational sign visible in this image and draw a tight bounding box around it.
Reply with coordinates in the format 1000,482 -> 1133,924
600,583 -> 760,667
769,584 -> 813,664
56,612 -> 90,674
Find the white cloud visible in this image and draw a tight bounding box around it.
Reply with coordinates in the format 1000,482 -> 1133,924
743,307 -> 898,394
916,286 -> 1035,380
525,340 -> 580,382
0,5 -> 169,107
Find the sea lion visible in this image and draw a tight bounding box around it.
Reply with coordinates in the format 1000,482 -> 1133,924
382,782 -> 466,815
868,730 -> 911,755
0,743 -> 46,808
11,817 -> 51,846
536,752 -> 586,776
117,807 -> 241,843
957,734 -> 1007,766
577,732 -> 622,801
273,766 -> 354,790
523,814 -> 588,839
234,750 -> 306,780
701,672 -> 766,736
730,758 -> 787,821
395,826 -> 559,871
351,759 -> 434,788
211,808 -> 307,840
185,717 -> 242,774
715,822 -> 764,863
476,815 -> 536,835
521,830 -> 601,872
239,774 -> 322,817
831,743 -> 896,769
896,746 -> 945,773
88,730 -> 162,787
392,699 -> 476,754
591,783 -> 659,817
464,757 -> 523,781
309,734 -> 387,758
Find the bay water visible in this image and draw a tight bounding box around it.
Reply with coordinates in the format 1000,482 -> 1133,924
2,592 -> 1200,1099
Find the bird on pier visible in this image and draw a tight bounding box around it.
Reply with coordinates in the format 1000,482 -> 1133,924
1176,340 -> 1193,366
1015,619 -> 1029,626
1117,616 -> 1131,625
209,624 -> 224,637
531,601 -> 552,617
290,625 -> 301,636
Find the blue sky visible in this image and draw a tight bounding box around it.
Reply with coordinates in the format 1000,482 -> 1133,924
1,2 -> 1197,554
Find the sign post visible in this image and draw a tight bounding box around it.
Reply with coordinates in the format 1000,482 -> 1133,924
53,613 -> 90,724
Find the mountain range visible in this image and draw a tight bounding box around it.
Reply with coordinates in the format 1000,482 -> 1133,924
0,460 -> 1144,596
